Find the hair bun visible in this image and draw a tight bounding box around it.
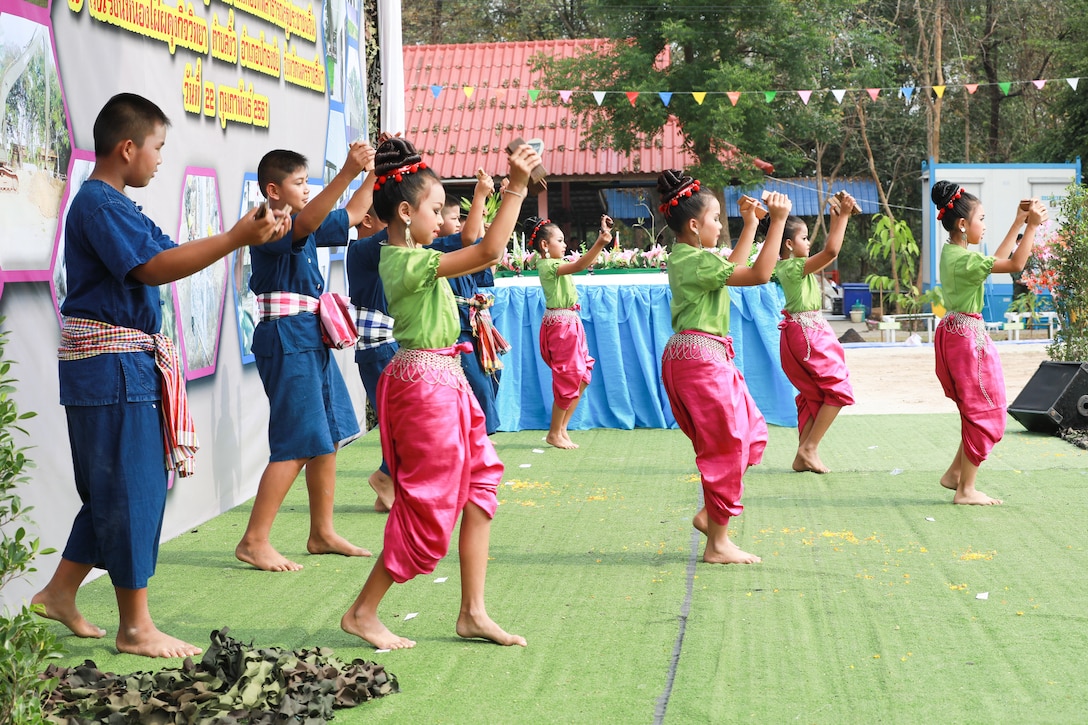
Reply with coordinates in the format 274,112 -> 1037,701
931,180 -> 959,208
522,216 -> 544,235
657,169 -> 693,199
375,137 -> 422,175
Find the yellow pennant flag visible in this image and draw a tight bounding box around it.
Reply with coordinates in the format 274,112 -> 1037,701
933,85 -> 946,98
463,86 -> 475,99
692,92 -> 707,105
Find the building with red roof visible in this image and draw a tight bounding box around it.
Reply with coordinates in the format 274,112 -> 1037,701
402,39 -> 773,245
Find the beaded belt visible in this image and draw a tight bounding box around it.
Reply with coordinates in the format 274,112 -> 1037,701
542,306 -> 580,326
940,311 -> 995,408
779,309 -> 830,361
384,343 -> 471,392
662,331 -> 734,364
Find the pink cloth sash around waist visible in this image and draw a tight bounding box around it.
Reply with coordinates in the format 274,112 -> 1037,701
255,292 -> 319,321
59,316 -> 198,477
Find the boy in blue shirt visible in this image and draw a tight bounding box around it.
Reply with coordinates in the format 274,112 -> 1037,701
33,93 -> 288,658
234,142 -> 376,572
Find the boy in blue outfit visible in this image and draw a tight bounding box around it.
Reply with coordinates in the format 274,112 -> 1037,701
234,142 -> 376,572
33,93 -> 289,658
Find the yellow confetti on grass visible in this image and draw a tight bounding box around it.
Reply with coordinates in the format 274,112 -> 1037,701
948,583 -> 969,590
957,547 -> 996,561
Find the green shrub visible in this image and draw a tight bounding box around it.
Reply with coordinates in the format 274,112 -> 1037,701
0,321 -> 63,724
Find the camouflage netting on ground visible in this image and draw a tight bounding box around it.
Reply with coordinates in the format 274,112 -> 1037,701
1060,426 -> 1088,450
41,627 -> 398,724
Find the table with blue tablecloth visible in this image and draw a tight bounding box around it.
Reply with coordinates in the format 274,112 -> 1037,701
488,272 -> 797,431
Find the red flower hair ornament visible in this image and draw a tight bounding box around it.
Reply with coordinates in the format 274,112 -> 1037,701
374,161 -> 428,192
659,179 -> 701,217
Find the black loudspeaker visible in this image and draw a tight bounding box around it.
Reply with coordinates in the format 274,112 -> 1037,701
1009,361 -> 1088,434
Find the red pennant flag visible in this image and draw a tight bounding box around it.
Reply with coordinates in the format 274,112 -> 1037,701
867,88 -> 880,101
727,91 -> 741,106
964,83 -> 978,94
625,91 -> 639,106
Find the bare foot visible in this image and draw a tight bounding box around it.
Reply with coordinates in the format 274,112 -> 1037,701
368,470 -> 395,511
456,611 -> 527,646
341,610 -> 415,650
116,626 -> 202,658
939,475 -> 958,491
692,508 -> 708,536
374,497 -> 390,513
307,533 -> 372,558
545,432 -> 576,449
952,490 -> 1003,505
703,538 -> 761,565
561,433 -> 580,449
792,451 -> 830,474
235,541 -> 303,572
31,590 -> 106,638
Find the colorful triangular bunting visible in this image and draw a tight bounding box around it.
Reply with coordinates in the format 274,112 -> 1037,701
1032,79 -> 1046,90
831,89 -> 846,104
933,85 -> 945,98
463,85 -> 474,99
726,91 -> 741,106
528,89 -> 540,102
659,92 -> 673,106
901,86 -> 915,102
798,90 -> 812,105
625,91 -> 639,106
999,82 -> 1011,95
1068,78 -> 1080,91
430,85 -> 442,99
692,92 -> 706,105
559,90 -> 573,103
593,91 -> 607,105
867,88 -> 880,101
764,91 -> 777,103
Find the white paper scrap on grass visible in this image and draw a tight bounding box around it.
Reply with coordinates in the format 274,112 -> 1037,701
520,463 -> 532,468
890,468 -> 903,476
375,649 -> 391,653
532,449 -> 545,453
976,592 -> 989,600
434,577 -> 448,583
868,445 -> 879,450
505,480 -> 515,486
925,517 -> 935,522
404,612 -> 419,620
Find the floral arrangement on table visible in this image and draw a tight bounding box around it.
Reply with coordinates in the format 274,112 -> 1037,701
1005,183 -> 1088,362
496,239 -> 683,276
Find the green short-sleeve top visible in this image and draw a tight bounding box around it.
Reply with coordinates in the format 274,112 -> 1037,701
667,243 -> 737,336
940,243 -> 995,314
775,257 -> 822,313
538,258 -> 578,309
379,245 -> 460,349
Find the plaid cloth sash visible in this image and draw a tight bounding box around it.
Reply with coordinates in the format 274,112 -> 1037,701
255,292 -> 319,321
354,307 -> 396,350
455,293 -> 511,374
58,317 -> 199,477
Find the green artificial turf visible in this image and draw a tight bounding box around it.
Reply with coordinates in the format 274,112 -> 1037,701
46,417 -> 1088,724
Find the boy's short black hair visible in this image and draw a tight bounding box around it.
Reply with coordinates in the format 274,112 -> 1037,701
257,150 -> 308,198
444,194 -> 461,210
93,93 -> 171,158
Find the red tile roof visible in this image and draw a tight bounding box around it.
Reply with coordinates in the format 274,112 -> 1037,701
402,39 -> 771,182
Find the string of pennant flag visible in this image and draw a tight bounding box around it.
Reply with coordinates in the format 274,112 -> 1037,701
424,77 -> 1083,106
